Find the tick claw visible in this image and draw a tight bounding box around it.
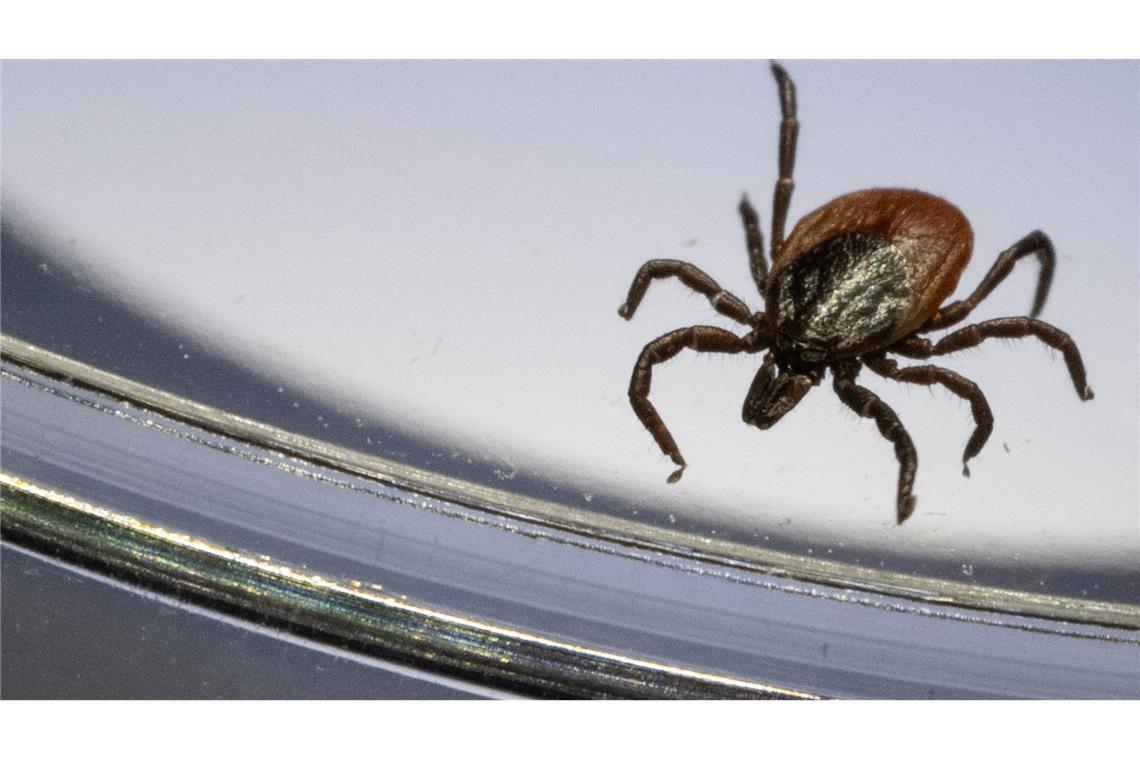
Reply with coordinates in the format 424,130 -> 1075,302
896,496 -> 916,525
618,304 -> 632,320
1083,385 -> 1094,401
962,462 -> 971,478
666,464 -> 686,484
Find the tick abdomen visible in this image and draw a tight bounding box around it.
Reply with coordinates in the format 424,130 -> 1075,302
768,231 -> 910,362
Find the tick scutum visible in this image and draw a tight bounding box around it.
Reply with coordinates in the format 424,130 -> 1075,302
768,231 -> 911,366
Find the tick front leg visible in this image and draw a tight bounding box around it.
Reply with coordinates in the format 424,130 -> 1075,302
933,317 -> 1094,401
738,195 -> 768,293
618,259 -> 753,325
832,363 -> 918,524
866,354 -> 993,477
922,231 -> 1055,332
628,326 -> 749,483
769,62 -> 799,258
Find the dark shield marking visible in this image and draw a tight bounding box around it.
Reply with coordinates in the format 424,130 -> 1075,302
769,231 -> 911,363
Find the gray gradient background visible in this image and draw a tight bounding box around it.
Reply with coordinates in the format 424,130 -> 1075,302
2,61 -> 1137,589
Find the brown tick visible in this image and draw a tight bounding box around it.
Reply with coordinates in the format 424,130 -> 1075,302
618,63 -> 1093,524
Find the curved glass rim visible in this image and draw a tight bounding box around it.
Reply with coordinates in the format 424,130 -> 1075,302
2,473 -> 811,699
4,333 -> 1136,631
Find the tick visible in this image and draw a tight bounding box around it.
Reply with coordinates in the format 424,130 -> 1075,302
617,63 -> 1093,524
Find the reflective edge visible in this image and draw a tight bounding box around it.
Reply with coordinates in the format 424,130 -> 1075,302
0,474 -> 813,699
2,333 -> 1137,630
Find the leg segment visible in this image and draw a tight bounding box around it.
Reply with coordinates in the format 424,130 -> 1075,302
628,326 -> 750,483
922,231 -> 1056,332
865,354 -> 993,476
933,317 -> 1094,400
618,259 -> 753,325
738,195 -> 768,293
832,362 -> 918,524
769,62 -> 799,259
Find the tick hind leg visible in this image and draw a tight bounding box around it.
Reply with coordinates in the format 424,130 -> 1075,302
866,354 -> 993,477
628,326 -> 750,483
923,231 -> 1056,332
832,362 -> 918,524
618,259 -> 753,325
934,317 -> 1094,401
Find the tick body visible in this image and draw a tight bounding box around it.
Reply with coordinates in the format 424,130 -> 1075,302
618,64 -> 1093,524
769,189 -> 973,365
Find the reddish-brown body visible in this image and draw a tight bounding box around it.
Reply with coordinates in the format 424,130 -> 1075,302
774,188 -> 974,344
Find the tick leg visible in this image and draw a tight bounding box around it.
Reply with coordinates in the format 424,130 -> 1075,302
922,231 -> 1056,332
865,355 -> 993,477
887,335 -> 934,359
618,259 -> 753,325
769,62 -> 799,258
739,195 -> 768,293
932,317 -> 1094,401
832,363 -> 918,524
629,326 -> 749,483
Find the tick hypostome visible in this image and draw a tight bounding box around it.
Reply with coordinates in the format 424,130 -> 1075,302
617,63 -> 1093,525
